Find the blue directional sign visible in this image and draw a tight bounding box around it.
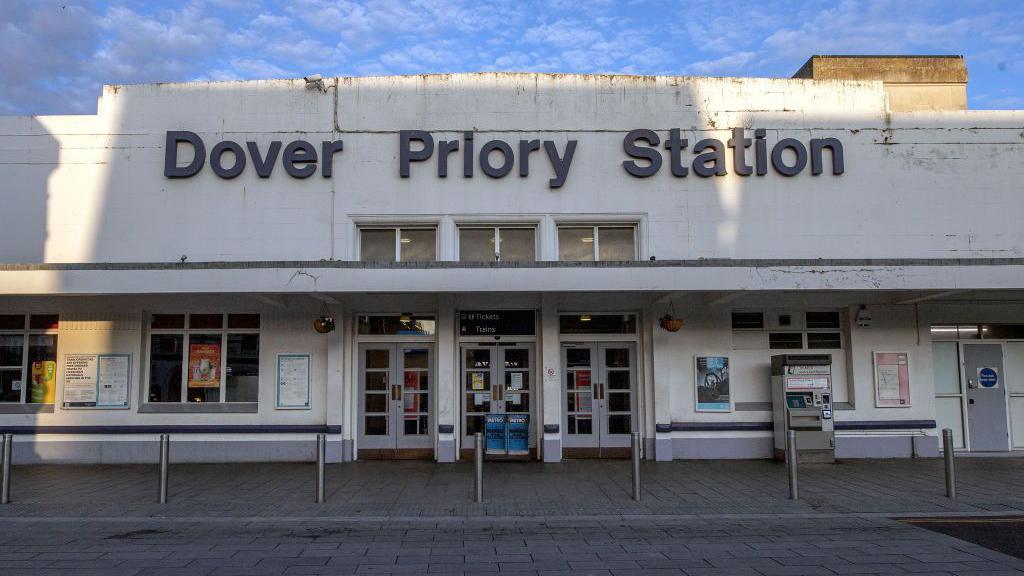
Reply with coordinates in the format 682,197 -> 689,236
978,367 -> 999,388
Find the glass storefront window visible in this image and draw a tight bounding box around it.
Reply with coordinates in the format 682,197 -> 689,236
0,315 -> 59,404
147,313 -> 260,404
558,225 -> 636,261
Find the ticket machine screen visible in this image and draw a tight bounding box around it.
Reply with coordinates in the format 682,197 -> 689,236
786,396 -> 807,409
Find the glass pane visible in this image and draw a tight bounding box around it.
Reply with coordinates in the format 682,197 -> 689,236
506,370 -> 529,391
466,348 -> 490,367
566,348 -> 591,368
982,325 -> 1024,339
399,228 -> 436,262
189,314 -> 223,330
26,334 -> 57,404
403,349 -> 429,370
365,349 -> 390,369
404,370 -> 427,392
608,414 -> 631,435
0,315 -> 24,330
466,392 -> 490,413
149,334 -> 183,402
0,334 -> 24,367
404,415 -> 428,435
769,332 -> 803,349
558,227 -> 594,262
459,228 -> 495,262
597,227 -> 635,261
605,348 -> 630,368
732,312 -> 764,330
560,314 -> 636,334
365,371 -> 388,391
187,334 -> 221,403
498,228 -> 535,262
935,397 -> 965,449
151,314 -> 185,330
607,370 -> 630,391
358,315 -> 436,335
365,415 -> 388,435
506,391 -> 528,412
932,341 -> 961,395
365,393 -> 388,413
360,229 -> 396,262
225,334 -> 259,402
807,332 -> 842,349
1011,397 -> 1024,449
608,392 -> 631,412
1006,342 -> 1024,395
29,314 -> 59,330
227,314 -> 260,329
503,349 -> 528,369
465,415 -> 484,436
0,369 -> 22,402
805,311 -> 840,329
466,369 -> 489,392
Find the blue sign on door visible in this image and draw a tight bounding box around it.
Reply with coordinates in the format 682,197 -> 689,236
485,414 -> 507,454
978,367 -> 999,388
507,414 -> 529,455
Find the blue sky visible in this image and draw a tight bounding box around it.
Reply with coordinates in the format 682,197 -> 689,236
1,0 -> 1023,115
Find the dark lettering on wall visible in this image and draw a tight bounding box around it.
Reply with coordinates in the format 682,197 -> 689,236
283,141 -> 318,178
692,138 -> 726,177
810,138 -> 844,175
622,129 -> 661,177
771,138 -> 807,177
164,131 -> 205,178
247,141 -> 281,178
210,141 -> 246,179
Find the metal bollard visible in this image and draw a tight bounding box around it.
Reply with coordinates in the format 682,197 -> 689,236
942,428 -> 955,498
1,433 -> 11,504
786,430 -> 798,500
158,434 -> 169,504
315,433 -> 326,504
473,432 -> 483,503
631,432 -> 642,502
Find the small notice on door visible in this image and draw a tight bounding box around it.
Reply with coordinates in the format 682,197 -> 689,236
471,372 -> 486,390
508,372 -> 523,390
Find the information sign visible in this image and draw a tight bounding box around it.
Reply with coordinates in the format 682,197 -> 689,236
63,353 -> 131,408
874,351 -> 911,407
276,354 -> 311,409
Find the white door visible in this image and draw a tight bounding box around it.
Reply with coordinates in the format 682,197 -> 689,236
562,342 -> 636,457
358,344 -> 434,457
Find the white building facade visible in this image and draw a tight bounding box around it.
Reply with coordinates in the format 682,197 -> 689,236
1,59 -> 1023,463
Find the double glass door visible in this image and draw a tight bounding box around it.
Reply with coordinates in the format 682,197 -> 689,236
562,343 -> 636,457
462,344 -> 533,448
358,343 -> 434,458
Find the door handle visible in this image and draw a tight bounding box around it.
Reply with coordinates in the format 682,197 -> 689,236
392,384 -> 401,401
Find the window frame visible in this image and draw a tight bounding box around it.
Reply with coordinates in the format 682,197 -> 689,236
557,224 -> 637,262
457,225 -> 537,262
0,315 -> 59,404
359,226 -> 438,263
145,313 -> 261,405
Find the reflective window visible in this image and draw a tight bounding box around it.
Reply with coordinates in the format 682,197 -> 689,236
357,315 -> 436,336
400,229 -> 436,261
769,332 -> 803,349
361,228 -> 437,262
558,225 -> 636,262
360,229 -> 396,262
560,314 -> 636,334
558,227 -> 595,261
459,227 -> 536,262
806,332 -> 842,349
148,313 -> 260,404
0,316 -> 58,404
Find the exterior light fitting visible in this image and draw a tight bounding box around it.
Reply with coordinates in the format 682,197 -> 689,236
580,314 -> 591,322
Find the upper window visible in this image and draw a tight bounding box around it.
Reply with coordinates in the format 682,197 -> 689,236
459,226 -> 536,262
147,313 -> 260,404
357,315 -> 436,336
558,225 -> 636,262
731,312 -> 765,330
560,314 -> 637,334
360,227 -> 436,262
806,311 -> 841,329
0,315 -> 58,404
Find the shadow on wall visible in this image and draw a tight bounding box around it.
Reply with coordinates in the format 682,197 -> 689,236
0,116 -> 58,263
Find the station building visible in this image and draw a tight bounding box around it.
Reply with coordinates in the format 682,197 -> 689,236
0,55 -> 1022,463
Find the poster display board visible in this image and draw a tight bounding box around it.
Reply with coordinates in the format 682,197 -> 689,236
874,351 -> 911,407
188,342 -> 221,388
62,353 -> 131,408
695,355 -> 731,412
276,353 -> 311,409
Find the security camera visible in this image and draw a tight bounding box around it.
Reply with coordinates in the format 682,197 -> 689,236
304,74 -> 322,83
303,74 -> 327,93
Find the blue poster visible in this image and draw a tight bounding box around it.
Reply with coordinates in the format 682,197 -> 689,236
507,414 -> 529,454
485,414 -> 507,454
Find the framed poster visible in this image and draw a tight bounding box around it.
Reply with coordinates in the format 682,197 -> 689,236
276,353 -> 311,409
873,351 -> 911,407
695,355 -> 731,412
62,353 -> 131,409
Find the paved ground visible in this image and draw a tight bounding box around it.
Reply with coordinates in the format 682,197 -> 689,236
902,517 -> 1024,564
1,458 -> 1023,575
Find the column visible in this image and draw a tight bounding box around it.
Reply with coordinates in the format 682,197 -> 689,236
651,298 -> 674,461
435,294 -> 457,462
327,303 -> 347,462
540,292 -> 562,462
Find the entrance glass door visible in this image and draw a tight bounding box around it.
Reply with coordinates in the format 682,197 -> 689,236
358,343 -> 434,458
461,344 -> 533,453
562,343 -> 636,457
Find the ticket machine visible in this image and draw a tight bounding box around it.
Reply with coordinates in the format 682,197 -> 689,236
772,354 -> 835,463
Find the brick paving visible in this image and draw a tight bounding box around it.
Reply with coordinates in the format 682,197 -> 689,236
0,458 -> 1023,574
